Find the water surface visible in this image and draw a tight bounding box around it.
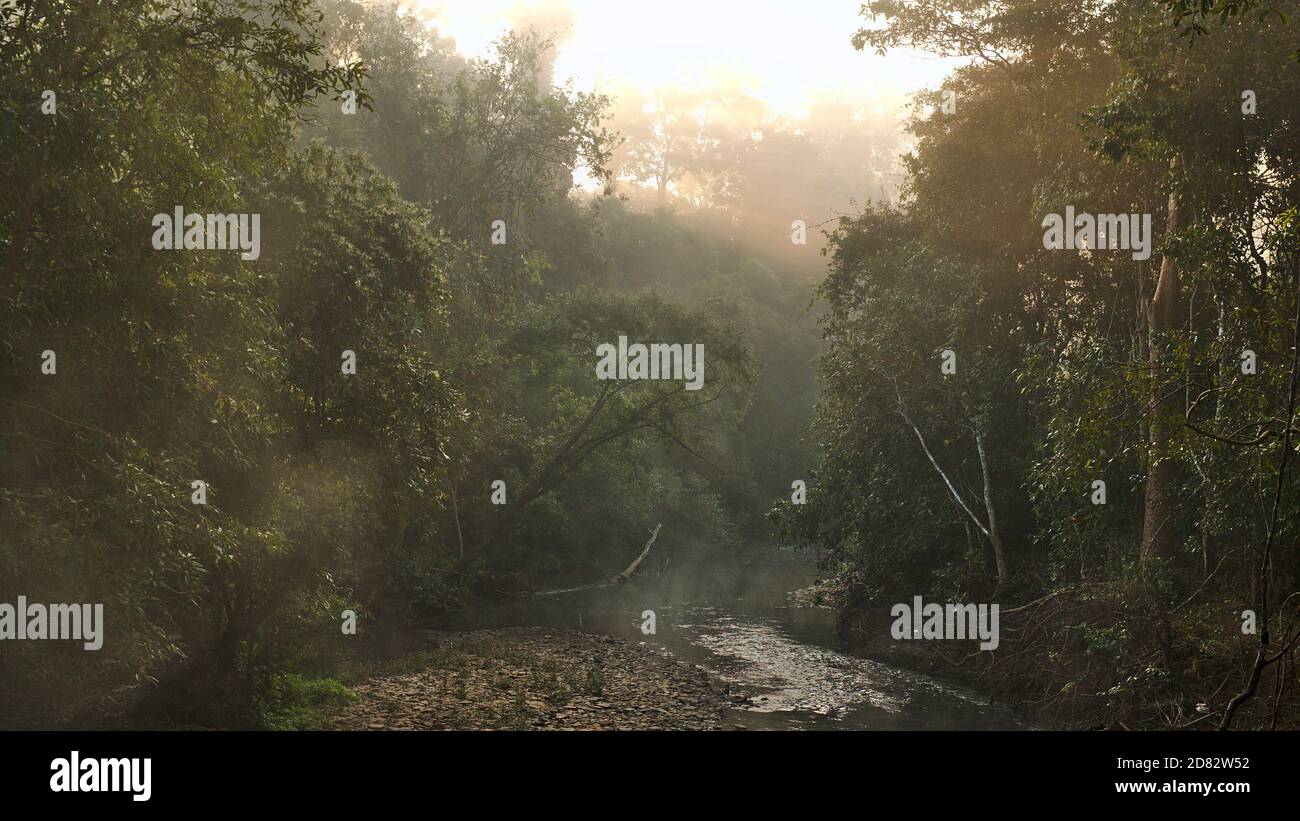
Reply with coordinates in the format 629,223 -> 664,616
446,548 -> 1024,730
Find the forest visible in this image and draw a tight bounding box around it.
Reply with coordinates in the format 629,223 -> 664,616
1,0 -> 1299,734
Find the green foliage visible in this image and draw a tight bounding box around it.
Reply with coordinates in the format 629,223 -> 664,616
804,0 -> 1300,727
0,0 -> 816,727
258,673 -> 355,731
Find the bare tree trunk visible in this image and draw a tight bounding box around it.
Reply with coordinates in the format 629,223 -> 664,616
1142,154 -> 1184,570
898,408 -> 1008,584
974,422 -> 1009,585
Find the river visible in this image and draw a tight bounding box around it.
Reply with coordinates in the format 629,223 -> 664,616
447,546 -> 1024,730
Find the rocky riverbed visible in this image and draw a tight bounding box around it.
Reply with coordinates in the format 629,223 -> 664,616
330,627 -> 731,730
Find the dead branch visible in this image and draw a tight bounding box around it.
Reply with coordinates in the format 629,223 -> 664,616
531,523 -> 662,597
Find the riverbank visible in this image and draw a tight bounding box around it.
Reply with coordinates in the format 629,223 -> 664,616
834,590 -> 1288,731
329,627 -> 731,730
836,601 -> 1047,725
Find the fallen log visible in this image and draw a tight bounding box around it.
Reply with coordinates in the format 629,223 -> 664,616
531,523 -> 662,597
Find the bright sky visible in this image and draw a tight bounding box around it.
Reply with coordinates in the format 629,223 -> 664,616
413,0 -> 962,119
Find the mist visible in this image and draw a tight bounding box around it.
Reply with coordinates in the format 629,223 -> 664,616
4,0 -> 1300,754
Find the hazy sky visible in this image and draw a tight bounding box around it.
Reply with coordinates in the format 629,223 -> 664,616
415,0 -> 962,118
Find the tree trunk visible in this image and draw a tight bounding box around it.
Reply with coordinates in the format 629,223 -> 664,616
898,407 -> 1008,585
974,422 -> 1009,585
1141,154 -> 1184,570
